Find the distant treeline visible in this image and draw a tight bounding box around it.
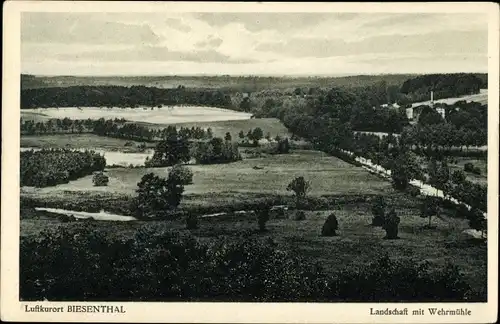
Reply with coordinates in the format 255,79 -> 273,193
21,73 -> 417,92
20,117 -> 212,142
21,85 -> 232,109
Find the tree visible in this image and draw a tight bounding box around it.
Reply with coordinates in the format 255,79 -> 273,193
92,171 -> 109,187
321,213 -> 339,236
224,132 -> 232,142
206,128 -> 214,139
286,176 -> 310,209
468,208 -> 487,239
420,196 -> 440,228
251,127 -> 264,146
418,106 -> 445,126
428,158 -> 450,195
276,137 -> 291,154
238,130 -> 245,139
371,196 -> 386,226
134,171 -> 185,218
239,97 -> 251,112
168,164 -> 193,185
391,151 -> 423,190
382,208 -> 400,239
257,207 -> 270,232
146,135 -> 190,167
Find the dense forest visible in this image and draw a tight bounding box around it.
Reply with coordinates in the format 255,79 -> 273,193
20,149 -> 106,187
21,85 -> 233,109
400,73 -> 486,102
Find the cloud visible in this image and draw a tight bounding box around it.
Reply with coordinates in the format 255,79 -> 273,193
20,12 -> 489,75
256,30 -> 487,58
165,18 -> 191,33
193,13 -> 354,33
21,12 -> 159,45
195,36 -> 223,48
360,14 -> 439,29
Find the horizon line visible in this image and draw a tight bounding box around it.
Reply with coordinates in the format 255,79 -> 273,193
22,72 -> 488,78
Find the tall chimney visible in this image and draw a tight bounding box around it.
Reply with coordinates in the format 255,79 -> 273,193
431,91 -> 434,103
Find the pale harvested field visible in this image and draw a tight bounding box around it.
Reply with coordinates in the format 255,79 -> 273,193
21,106 -> 253,124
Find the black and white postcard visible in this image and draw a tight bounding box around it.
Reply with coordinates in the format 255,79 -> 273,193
1,1 -> 498,323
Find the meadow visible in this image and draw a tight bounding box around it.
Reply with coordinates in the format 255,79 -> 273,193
21,150 -> 392,198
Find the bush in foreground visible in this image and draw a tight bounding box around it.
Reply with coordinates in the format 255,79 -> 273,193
371,196 -> 386,227
321,213 -> 339,236
291,210 -> 306,221
20,224 -> 474,302
382,208 -> 400,239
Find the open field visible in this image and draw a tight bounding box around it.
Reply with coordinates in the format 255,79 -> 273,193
21,150 -> 392,199
20,194 -> 487,300
21,106 -> 252,124
411,89 -> 488,107
20,134 -> 155,152
138,117 -> 291,139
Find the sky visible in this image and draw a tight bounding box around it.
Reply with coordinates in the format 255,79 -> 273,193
21,12 -> 488,76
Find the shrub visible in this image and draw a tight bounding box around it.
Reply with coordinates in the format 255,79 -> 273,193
287,176 -> 310,209
371,196 -> 386,227
92,172 -> 109,187
468,208 -> 487,239
291,210 -> 306,221
20,226 -> 474,302
382,208 -> 400,239
186,214 -> 198,230
406,185 -> 421,197
321,213 -> 339,236
270,207 -> 286,219
58,214 -> 76,222
257,208 -> 271,232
